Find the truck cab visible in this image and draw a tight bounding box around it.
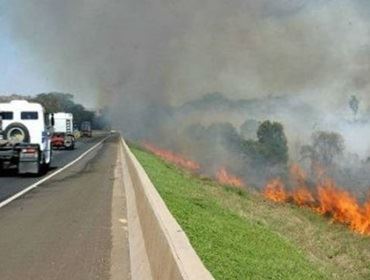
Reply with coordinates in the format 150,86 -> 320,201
50,112 -> 75,150
0,100 -> 52,175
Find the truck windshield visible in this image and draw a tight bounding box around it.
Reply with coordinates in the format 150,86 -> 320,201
21,112 -> 38,120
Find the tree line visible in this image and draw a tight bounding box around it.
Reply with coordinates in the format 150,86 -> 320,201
184,118 -> 345,182
0,92 -> 110,129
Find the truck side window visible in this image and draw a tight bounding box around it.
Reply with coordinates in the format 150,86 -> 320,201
0,112 -> 14,120
21,111 -> 38,120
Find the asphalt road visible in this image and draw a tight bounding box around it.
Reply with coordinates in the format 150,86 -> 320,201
0,133 -> 108,202
0,134 -> 130,280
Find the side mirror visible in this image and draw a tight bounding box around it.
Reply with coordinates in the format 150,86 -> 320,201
50,113 -> 55,127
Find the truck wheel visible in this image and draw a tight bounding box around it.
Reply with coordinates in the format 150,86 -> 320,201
41,161 -> 49,174
41,149 -> 52,174
34,151 -> 43,176
36,160 -> 42,176
64,135 -> 74,150
4,123 -> 30,143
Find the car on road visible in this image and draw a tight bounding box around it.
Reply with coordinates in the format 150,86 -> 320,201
0,100 -> 53,175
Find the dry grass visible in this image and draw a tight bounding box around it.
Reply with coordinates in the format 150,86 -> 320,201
206,182 -> 370,279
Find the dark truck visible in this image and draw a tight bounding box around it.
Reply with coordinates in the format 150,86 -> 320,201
81,121 -> 92,137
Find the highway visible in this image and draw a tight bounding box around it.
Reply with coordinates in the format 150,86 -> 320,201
0,133 -> 108,202
0,133 -> 130,280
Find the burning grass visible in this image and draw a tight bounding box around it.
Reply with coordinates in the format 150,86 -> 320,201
215,167 -> 245,188
142,141 -> 200,172
131,144 -> 370,279
263,164 -> 370,235
142,141 -> 246,188
142,142 -> 370,236
131,145 -> 329,279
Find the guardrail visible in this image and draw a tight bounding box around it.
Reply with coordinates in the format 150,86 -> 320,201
120,139 -> 214,280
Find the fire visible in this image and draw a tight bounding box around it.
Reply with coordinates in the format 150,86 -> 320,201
216,168 -> 245,188
290,163 -> 307,186
263,164 -> 370,235
316,180 -> 369,234
142,142 -> 246,188
263,178 -> 288,202
292,187 -> 315,206
290,164 -> 315,206
142,142 -> 200,172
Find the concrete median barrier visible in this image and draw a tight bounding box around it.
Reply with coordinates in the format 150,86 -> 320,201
120,138 -> 214,280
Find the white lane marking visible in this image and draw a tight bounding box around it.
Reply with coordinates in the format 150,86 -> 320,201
0,135 -> 112,209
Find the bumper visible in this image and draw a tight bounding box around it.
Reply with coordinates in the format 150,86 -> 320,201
0,148 -> 18,161
51,135 -> 65,147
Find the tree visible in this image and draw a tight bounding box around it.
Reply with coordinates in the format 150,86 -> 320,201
207,123 -> 241,149
241,120 -> 289,166
181,122 -> 244,168
240,119 -> 260,140
349,95 -> 359,119
93,106 -> 111,130
31,92 -> 95,127
256,121 -> 289,165
301,131 -> 344,168
32,92 -> 75,113
0,92 -> 96,128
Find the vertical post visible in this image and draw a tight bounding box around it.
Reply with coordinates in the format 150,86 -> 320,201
0,114 -> 3,140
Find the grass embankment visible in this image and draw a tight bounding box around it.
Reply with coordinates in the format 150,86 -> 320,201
130,145 -> 370,280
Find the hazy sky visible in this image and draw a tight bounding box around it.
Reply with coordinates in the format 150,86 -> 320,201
1,0 -> 370,109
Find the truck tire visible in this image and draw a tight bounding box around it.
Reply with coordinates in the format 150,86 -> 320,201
64,135 -> 74,150
4,123 -> 30,143
40,160 -> 49,175
40,148 -> 52,174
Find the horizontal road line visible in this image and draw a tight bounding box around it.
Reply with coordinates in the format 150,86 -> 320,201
0,135 -> 112,209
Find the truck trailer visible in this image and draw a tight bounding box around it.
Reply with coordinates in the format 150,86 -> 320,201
81,121 -> 92,137
0,100 -> 53,175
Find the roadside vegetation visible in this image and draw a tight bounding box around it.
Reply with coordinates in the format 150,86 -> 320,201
130,144 -> 370,280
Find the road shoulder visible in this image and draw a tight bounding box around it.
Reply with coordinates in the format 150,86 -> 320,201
110,143 -> 131,280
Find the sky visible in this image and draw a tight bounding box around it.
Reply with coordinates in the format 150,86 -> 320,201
1,0 -> 370,110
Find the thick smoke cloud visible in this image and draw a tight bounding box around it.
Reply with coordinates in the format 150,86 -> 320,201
3,0 -> 370,189
3,0 -> 370,105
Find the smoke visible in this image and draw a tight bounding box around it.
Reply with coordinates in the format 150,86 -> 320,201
3,1 -> 370,104
3,0 -> 370,189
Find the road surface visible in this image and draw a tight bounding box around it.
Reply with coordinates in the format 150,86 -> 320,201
0,133 -> 107,202
0,134 -> 130,279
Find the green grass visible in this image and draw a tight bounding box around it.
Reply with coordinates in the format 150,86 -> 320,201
130,145 -> 370,280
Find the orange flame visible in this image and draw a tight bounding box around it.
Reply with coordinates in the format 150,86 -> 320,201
263,164 -> 370,235
292,187 -> 315,206
263,178 -> 288,202
316,179 -> 370,234
216,168 -> 245,188
290,164 -> 315,206
142,142 -> 200,172
290,163 -> 307,186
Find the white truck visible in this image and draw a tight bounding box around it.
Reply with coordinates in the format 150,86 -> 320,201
0,100 -> 53,175
50,112 -> 75,150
